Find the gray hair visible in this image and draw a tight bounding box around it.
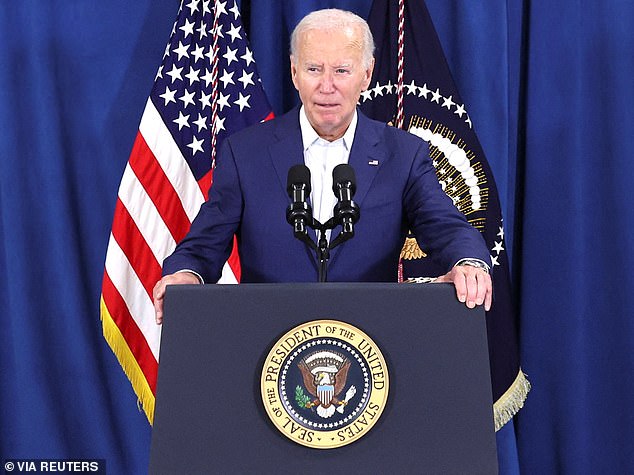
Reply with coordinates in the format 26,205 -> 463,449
290,9 -> 375,69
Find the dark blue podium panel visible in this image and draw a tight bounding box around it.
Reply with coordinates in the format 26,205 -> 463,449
150,283 -> 497,474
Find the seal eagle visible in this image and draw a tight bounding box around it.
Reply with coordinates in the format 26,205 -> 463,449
298,351 -> 355,418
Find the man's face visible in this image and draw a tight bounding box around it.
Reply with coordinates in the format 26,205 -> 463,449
291,26 -> 374,141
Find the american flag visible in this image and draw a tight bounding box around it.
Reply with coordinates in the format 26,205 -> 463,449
100,0 -> 273,424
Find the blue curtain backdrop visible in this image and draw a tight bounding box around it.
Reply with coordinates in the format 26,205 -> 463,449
1,1 -> 632,474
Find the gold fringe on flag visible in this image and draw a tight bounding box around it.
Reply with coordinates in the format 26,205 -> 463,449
100,296 -> 155,425
493,369 -> 531,431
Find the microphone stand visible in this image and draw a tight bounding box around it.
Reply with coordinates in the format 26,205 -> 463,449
286,164 -> 358,283
316,226 -> 330,283
287,215 -> 333,283
309,217 -> 355,283
314,219 -> 332,283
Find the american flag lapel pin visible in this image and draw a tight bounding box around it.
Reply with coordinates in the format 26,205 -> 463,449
368,159 -> 379,166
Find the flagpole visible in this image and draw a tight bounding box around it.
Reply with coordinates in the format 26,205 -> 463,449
210,0 -> 220,169
395,0 -> 405,129
396,0 -> 406,282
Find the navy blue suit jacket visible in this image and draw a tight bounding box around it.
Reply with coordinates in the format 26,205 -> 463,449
163,108 -> 490,283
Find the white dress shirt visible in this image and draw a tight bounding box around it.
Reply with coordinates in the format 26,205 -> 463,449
299,106 -> 358,241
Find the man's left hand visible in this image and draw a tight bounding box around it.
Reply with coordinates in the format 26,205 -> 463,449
435,265 -> 492,311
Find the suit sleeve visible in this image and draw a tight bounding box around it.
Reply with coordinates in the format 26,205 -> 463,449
403,140 -> 491,272
162,139 -> 243,283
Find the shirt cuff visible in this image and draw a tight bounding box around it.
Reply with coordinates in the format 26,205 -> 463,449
175,269 -> 205,284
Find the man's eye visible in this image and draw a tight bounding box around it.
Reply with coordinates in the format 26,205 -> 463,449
336,69 -> 350,74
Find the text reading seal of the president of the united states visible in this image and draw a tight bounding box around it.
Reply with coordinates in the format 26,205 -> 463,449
260,319 -> 389,449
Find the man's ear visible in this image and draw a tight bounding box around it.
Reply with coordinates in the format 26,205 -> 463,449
290,56 -> 299,91
363,58 -> 375,90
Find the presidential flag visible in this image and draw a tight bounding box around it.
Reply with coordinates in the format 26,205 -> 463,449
100,0 -> 272,423
359,0 -> 529,430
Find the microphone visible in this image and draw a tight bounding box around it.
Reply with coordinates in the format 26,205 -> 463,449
286,164 -> 312,237
332,164 -> 360,236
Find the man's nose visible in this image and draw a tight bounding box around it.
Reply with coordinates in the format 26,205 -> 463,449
320,72 -> 335,93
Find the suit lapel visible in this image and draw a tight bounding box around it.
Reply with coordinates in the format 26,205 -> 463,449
329,111 -> 388,264
268,107 -> 305,196
267,108 -> 320,269
347,112 -> 387,207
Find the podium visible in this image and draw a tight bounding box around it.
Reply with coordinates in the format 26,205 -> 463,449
150,283 -> 497,474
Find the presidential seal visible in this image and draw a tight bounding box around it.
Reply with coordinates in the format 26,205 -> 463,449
261,320 -> 389,449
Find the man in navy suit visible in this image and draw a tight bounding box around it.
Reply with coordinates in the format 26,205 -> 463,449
153,9 -> 492,324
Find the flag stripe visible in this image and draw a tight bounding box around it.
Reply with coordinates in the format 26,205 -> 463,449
197,168 -> 213,201
104,234 -> 161,359
101,271 -> 159,391
217,261 -> 240,284
225,235 -> 241,282
118,164 -> 177,266
110,198 -> 162,298
128,131 -> 192,244
100,295 -> 156,424
140,98 -> 205,220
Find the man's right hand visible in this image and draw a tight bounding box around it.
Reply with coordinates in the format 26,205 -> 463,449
153,272 -> 201,325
